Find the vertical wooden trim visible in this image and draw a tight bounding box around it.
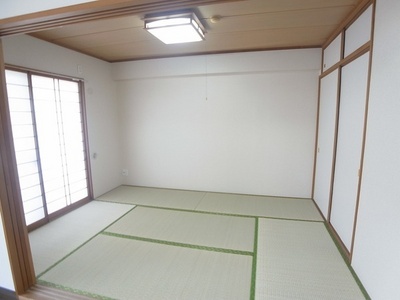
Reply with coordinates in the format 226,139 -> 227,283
311,46 -> 324,200
0,39 -> 36,294
80,80 -> 94,200
349,0 -> 376,263
327,68 -> 342,224
340,30 -> 345,61
311,74 -> 322,200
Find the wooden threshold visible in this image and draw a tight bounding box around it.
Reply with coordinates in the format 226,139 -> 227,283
19,285 -> 93,300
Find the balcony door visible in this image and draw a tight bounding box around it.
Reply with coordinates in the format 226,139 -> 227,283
5,68 -> 91,230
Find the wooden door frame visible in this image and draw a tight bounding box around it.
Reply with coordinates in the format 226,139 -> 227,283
0,0 -> 237,295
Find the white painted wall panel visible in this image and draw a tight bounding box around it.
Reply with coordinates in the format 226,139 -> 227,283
352,0 -> 400,299
114,50 -> 320,198
313,70 -> 339,218
323,34 -> 342,71
344,5 -> 372,57
330,52 -> 369,251
3,35 -> 122,198
112,49 -> 321,80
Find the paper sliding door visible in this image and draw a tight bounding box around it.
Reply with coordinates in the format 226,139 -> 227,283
313,70 -> 339,219
330,52 -> 370,251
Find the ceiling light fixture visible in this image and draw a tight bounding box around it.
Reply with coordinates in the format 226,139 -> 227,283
144,11 -> 206,44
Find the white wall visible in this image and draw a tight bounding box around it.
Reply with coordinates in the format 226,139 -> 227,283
2,35 -> 123,198
0,0 -> 95,19
351,0 -> 400,299
112,49 -> 320,198
0,212 -> 14,291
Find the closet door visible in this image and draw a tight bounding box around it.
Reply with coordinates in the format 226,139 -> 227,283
330,52 -> 369,251
313,70 -> 339,218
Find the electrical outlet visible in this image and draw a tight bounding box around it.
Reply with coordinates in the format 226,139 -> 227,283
122,169 -> 129,176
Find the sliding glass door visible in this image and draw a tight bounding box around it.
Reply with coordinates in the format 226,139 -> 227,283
5,68 -> 91,229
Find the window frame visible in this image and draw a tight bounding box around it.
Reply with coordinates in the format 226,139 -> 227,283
5,65 -> 93,232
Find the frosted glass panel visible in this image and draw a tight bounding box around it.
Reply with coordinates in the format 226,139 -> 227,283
10,112 -> 33,125
5,70 -> 29,85
31,76 -> 54,88
6,85 -> 30,99
10,125 -> 34,138
22,196 -> 44,213
13,137 -> 36,151
24,209 -> 45,226
15,149 -> 37,164
59,80 -> 79,92
8,98 -> 31,112
19,173 -> 41,189
20,184 -> 42,201
17,162 -> 39,177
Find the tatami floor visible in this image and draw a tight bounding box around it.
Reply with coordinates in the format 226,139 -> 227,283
28,185 -> 368,300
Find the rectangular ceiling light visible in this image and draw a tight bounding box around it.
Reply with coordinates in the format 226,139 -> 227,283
144,11 -> 205,44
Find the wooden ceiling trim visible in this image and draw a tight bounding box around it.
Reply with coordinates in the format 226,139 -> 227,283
0,0 -> 241,36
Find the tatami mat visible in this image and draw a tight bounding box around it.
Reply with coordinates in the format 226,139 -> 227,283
197,193 -> 323,221
106,206 -> 255,252
39,234 -> 253,300
30,186 -> 368,299
255,219 -> 365,299
97,185 -> 206,210
98,186 -> 323,221
29,201 -> 134,275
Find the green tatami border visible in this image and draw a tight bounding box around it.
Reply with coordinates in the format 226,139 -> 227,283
101,231 -> 254,257
250,217 -> 259,300
324,222 -> 371,300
